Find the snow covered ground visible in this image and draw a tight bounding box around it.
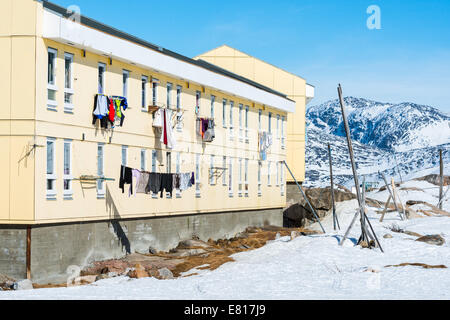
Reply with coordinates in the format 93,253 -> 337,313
1,182 -> 449,300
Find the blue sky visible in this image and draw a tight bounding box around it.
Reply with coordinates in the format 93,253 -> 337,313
50,0 -> 450,113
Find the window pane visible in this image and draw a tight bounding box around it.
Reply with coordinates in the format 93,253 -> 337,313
48,89 -> 56,101
98,64 -> 105,94
65,55 -> 72,89
47,141 -> 54,175
64,143 -> 70,175
48,50 -> 55,85
142,76 -> 147,108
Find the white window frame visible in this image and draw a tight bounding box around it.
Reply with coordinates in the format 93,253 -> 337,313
281,116 -> 286,149
228,157 -> 233,197
152,79 -> 159,106
238,158 -> 243,197
229,101 -> 234,140
166,152 -> 172,199
122,70 -> 129,98
141,75 -> 148,112
222,156 -> 227,186
258,161 -> 262,197
46,138 -> 57,200
63,52 -> 74,113
176,85 -> 183,132
63,140 -> 73,199
167,82 -> 173,108
47,48 -> 58,112
268,112 -> 273,134
196,154 -> 201,198
245,105 -> 249,143
281,161 -> 285,196
98,62 -> 106,94
211,95 -> 215,119
239,104 -> 243,142
268,161 -> 272,187
122,145 -> 128,166
97,143 -> 105,198
277,114 -> 280,139
195,91 -> 201,115
151,150 -> 158,198
276,160 -> 280,187
210,155 -> 215,186
141,149 -> 146,171
244,159 -> 249,197
222,99 -> 227,128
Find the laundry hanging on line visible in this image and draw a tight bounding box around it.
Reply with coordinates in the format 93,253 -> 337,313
92,94 -> 128,129
196,118 -> 215,142
258,131 -> 273,161
119,165 -> 195,198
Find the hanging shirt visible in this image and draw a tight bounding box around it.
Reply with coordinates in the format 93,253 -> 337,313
119,165 -> 133,194
160,173 -> 174,198
147,173 -> 162,195
153,108 -> 163,128
160,109 -> 176,149
93,94 -> 108,119
130,169 -> 141,197
136,172 -> 150,194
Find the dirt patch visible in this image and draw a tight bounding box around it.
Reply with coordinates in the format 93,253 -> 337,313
385,263 -> 447,269
415,175 -> 450,187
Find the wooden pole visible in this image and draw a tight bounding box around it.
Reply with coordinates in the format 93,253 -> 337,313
439,149 -> 444,210
328,144 -> 340,230
283,161 -> 326,233
380,172 -> 404,220
337,85 -> 383,252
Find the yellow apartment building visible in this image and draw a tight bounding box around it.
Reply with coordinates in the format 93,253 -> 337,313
196,45 -> 315,183
0,0 -> 312,284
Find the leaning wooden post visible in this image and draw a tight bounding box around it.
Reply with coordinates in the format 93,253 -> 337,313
439,149 -> 444,210
337,85 -> 383,252
283,161 -> 326,234
328,144 -> 340,230
380,172 -> 404,220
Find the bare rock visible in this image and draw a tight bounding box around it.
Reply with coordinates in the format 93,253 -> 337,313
177,239 -> 211,249
291,231 -> 302,240
148,246 -> 157,255
127,264 -> 149,279
95,274 -> 109,282
158,268 -> 174,280
416,235 -> 446,246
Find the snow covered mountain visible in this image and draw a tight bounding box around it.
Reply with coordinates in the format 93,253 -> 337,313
305,97 -> 450,188
307,97 -> 450,152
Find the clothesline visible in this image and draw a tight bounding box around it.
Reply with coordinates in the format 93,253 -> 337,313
119,165 -> 195,199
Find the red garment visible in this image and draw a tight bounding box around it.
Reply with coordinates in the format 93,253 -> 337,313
108,98 -> 115,122
163,109 -> 168,146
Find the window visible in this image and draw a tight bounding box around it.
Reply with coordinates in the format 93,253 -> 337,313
176,85 -> 183,131
211,95 -> 215,119
47,48 -> 58,111
258,109 -> 262,131
229,101 -> 234,139
64,53 -> 74,113
244,159 -> 249,197
268,112 -> 272,134
222,99 -> 227,128
152,79 -> 158,106
141,149 -> 146,171
228,157 -> 233,197
122,70 -> 129,98
195,91 -> 201,115
268,161 -> 272,186
210,155 -> 215,186
222,156 -> 227,186
196,154 -> 201,198
258,161 -> 262,197
245,106 -> 249,143
166,152 -> 172,198
151,150 -> 157,198
281,116 -> 286,149
121,146 -> 128,166
280,161 -> 285,196
46,138 -> 56,199
97,144 -> 105,198
277,114 -> 280,139
239,104 -> 243,141
141,76 -> 148,111
276,161 -> 280,187
98,62 -> 106,94
167,83 -> 173,108
63,140 -> 73,199
238,158 -> 243,197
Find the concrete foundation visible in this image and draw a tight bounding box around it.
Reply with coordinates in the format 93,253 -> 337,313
0,208 -> 282,284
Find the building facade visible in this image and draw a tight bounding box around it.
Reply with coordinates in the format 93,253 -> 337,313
0,0 -> 303,283
196,45 -> 315,183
